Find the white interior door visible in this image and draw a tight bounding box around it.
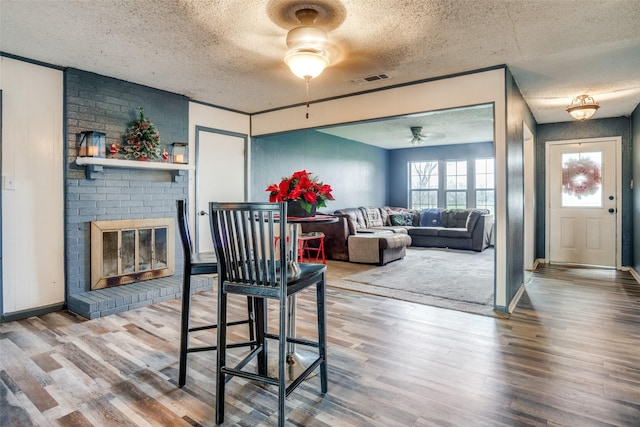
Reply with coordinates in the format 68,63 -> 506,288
547,139 -> 618,267
195,128 -> 246,252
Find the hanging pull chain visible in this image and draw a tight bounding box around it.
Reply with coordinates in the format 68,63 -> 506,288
305,77 -> 311,119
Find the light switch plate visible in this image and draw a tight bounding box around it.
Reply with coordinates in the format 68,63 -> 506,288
3,175 -> 16,190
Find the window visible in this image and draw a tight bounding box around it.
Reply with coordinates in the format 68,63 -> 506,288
445,161 -> 467,209
561,152 -> 602,207
475,158 -> 495,214
409,161 -> 438,209
408,157 -> 494,211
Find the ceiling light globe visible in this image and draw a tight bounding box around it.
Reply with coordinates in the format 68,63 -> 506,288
566,94 -> 600,120
567,106 -> 599,120
285,51 -> 330,79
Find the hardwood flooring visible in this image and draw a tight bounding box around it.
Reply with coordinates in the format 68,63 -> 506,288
1,263 -> 640,426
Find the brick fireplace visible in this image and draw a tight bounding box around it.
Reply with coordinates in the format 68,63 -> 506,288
64,166 -> 201,319
90,218 -> 175,290
63,68 -> 212,319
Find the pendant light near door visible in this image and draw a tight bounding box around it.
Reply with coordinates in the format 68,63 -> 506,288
284,8 -> 331,118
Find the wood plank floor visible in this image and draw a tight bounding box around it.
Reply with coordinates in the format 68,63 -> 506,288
2,263 -> 640,426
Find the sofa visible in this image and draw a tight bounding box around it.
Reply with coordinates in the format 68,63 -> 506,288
301,206 -> 493,263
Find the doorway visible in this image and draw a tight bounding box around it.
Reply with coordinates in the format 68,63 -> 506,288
545,137 -> 621,268
194,126 -> 247,253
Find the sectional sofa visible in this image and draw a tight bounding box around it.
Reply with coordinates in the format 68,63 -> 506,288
301,206 -> 494,264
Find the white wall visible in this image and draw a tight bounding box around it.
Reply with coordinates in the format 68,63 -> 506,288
252,69 -> 510,309
1,58 -> 65,314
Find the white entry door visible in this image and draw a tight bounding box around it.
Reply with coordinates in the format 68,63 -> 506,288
195,128 -> 247,252
547,138 -> 619,267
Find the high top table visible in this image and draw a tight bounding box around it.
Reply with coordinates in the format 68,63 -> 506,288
277,214 -> 338,380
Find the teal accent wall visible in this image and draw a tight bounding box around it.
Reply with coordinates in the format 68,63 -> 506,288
504,68 -> 536,304
388,142 -> 494,208
251,130 -> 388,211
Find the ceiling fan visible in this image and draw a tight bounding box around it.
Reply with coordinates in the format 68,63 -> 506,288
409,127 -> 426,145
409,126 -> 446,146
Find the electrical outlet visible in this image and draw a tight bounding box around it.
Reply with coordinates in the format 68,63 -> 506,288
3,175 -> 16,190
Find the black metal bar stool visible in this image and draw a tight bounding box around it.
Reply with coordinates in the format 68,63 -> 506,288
209,201 -> 328,427
176,199 -> 256,387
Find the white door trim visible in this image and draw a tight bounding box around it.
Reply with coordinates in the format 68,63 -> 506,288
194,126 -> 248,252
544,136 -> 622,269
523,122 -> 535,272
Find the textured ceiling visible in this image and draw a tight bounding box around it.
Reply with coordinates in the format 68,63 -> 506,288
2,0 -> 639,147
318,104 -> 495,148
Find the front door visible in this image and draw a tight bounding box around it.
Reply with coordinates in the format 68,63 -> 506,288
547,138 -> 619,267
195,127 -> 247,253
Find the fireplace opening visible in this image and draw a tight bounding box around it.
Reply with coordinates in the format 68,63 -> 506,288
91,218 -> 175,290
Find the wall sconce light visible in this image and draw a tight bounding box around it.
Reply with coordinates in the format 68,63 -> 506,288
77,131 -> 106,158
170,142 -> 188,164
566,94 -> 600,120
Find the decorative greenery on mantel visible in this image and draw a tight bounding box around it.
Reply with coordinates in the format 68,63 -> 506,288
121,107 -> 162,160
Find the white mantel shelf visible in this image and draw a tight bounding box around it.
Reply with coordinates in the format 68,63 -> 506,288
76,157 -> 193,170
75,157 -> 193,180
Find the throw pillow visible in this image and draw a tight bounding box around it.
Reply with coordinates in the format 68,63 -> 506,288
364,207 -> 384,227
389,213 -> 414,226
384,207 -> 404,225
419,208 -> 442,227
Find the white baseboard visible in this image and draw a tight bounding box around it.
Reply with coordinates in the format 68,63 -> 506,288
624,266 -> 640,284
508,282 -> 526,314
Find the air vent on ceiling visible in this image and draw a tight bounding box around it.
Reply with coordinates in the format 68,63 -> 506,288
352,73 -> 391,84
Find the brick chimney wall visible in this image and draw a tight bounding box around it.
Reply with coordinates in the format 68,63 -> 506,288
64,69 -> 191,313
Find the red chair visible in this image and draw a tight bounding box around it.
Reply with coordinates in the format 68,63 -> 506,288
297,232 -> 326,264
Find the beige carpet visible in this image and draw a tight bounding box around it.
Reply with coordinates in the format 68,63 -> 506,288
327,247 -> 497,317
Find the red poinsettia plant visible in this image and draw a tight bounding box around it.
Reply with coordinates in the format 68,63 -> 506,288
266,170 -> 334,213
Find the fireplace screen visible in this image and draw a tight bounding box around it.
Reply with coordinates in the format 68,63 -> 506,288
91,218 -> 175,290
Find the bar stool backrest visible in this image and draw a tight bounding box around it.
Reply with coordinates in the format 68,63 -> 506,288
177,199 -> 194,258
209,202 -> 288,294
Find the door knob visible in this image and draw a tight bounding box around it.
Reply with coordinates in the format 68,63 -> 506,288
608,208 -> 615,213
198,210 -> 209,216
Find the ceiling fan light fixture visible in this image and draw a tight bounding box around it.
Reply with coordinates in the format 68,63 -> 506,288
284,50 -> 330,80
284,10 -> 331,80
566,94 -> 600,120
283,8 -> 332,118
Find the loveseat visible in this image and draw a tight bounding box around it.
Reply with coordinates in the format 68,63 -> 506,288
301,206 -> 493,262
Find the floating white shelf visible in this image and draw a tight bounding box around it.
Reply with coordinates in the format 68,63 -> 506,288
75,157 -> 194,171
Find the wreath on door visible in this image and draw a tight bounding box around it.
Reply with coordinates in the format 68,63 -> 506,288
562,158 -> 601,198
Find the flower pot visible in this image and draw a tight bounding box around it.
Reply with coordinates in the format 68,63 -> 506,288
287,200 -> 316,218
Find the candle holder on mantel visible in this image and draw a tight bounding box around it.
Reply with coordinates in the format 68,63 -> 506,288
77,131 -> 106,158
171,142 -> 188,164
